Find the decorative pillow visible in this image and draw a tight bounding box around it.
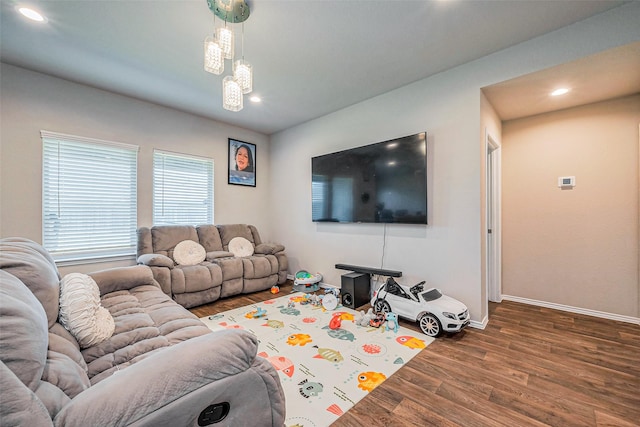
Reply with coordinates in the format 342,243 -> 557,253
228,237 -> 255,257
173,240 -> 206,266
58,273 -> 115,349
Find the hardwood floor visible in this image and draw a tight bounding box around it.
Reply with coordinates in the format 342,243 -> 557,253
190,282 -> 640,427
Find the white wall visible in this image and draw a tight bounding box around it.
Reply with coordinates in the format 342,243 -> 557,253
268,3 -> 640,323
0,64 -> 271,274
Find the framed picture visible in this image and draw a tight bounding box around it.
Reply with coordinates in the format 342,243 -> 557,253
228,139 -> 256,187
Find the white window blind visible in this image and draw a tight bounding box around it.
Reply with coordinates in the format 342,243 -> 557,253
153,150 -> 214,226
41,131 -> 138,262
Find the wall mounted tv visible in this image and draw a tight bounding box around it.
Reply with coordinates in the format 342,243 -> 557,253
312,132 -> 427,224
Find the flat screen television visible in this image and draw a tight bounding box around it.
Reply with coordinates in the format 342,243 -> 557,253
311,132 -> 427,224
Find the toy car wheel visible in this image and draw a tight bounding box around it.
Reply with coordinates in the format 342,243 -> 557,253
418,313 -> 442,337
373,299 -> 391,314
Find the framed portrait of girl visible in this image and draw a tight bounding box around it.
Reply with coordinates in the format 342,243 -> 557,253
228,139 -> 256,187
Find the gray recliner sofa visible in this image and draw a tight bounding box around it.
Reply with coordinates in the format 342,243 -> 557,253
136,224 -> 288,308
0,237 -> 286,426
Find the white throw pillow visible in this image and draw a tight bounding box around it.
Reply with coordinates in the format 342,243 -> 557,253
173,240 -> 206,265
59,273 -> 115,349
228,237 -> 255,257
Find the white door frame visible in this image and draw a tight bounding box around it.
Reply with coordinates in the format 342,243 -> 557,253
486,130 -> 502,303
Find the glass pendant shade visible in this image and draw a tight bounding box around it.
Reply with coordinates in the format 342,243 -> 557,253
216,27 -> 234,59
233,59 -> 253,94
222,76 -> 243,112
203,36 -> 224,75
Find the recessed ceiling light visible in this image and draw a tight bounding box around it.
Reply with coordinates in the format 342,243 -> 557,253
551,88 -> 570,97
249,96 -> 261,103
17,6 -> 47,23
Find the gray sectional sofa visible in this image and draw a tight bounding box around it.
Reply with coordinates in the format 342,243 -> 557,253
137,224 -> 288,308
0,237 -> 286,426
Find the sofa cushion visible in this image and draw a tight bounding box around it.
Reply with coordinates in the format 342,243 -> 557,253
0,238 -> 61,327
0,361 -> 53,426
217,224 -> 254,250
206,251 -> 235,260
137,253 -> 174,268
59,273 -> 115,349
0,270 -> 48,391
228,237 -> 254,258
196,224 -> 224,252
42,350 -> 91,399
150,225 -> 198,256
81,284 -> 211,384
172,240 -> 206,266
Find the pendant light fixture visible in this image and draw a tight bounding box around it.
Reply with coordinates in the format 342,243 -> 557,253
204,0 -> 252,112
233,22 -> 253,94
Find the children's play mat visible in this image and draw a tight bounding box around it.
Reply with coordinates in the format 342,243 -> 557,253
200,292 -> 434,427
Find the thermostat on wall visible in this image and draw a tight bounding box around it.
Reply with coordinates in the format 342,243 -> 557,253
558,176 -> 575,188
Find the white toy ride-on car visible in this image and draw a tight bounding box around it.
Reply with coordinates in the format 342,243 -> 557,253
370,277 -> 470,337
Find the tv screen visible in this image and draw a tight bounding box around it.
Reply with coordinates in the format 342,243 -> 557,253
312,132 -> 427,224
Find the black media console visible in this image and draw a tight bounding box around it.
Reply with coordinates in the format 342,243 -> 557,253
335,264 -> 402,309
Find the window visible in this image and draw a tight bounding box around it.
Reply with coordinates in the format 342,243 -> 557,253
42,131 -> 138,262
153,150 -> 214,225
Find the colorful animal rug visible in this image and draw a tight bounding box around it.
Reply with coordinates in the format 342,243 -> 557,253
200,292 -> 433,427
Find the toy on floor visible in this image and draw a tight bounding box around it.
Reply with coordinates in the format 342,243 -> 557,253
369,313 -> 385,328
270,285 -> 280,294
293,270 -> 322,293
322,293 -> 338,310
356,308 -> 375,327
370,276 -> 470,337
329,312 -> 342,330
308,294 -> 322,307
245,307 -> 267,319
385,312 -> 399,333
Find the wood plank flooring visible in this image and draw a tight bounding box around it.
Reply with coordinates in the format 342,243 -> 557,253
190,282 -> 640,427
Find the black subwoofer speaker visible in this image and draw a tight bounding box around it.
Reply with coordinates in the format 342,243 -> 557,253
340,272 -> 370,309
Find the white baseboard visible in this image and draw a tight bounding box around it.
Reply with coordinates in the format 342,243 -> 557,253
470,316 -> 488,330
501,294 -> 640,325
286,274 -> 336,290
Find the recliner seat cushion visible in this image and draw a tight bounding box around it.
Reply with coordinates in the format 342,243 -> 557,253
82,284 -> 211,384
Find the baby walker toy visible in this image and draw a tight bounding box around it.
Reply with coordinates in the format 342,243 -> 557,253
293,270 -> 322,293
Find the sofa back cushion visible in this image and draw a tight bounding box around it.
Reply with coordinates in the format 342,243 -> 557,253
150,225 -> 199,258
0,270 -> 49,391
217,224 -> 254,251
0,238 -> 60,328
196,224 -> 224,252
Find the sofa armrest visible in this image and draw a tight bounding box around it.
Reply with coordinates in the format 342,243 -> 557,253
255,243 -> 285,255
89,265 -> 159,295
137,253 -> 175,268
206,250 -> 235,260
53,330 -> 285,427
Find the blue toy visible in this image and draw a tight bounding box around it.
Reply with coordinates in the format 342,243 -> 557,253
385,312 -> 399,333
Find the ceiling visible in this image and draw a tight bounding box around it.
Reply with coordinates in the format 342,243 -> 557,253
483,41 -> 640,121
0,0 -> 635,135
